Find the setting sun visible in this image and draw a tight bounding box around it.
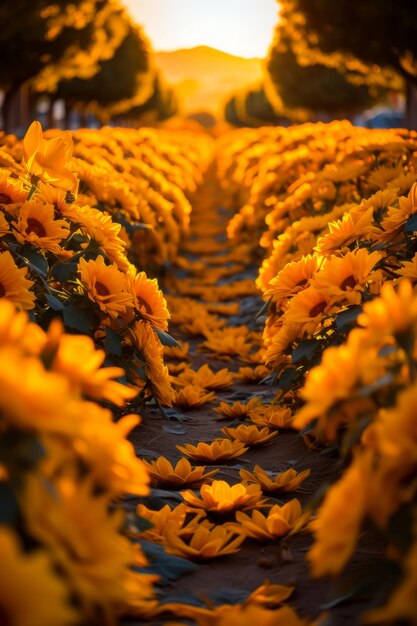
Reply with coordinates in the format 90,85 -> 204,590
123,0 -> 278,58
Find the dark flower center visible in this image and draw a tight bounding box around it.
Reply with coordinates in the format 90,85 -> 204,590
0,192 -> 12,204
309,300 -> 327,317
26,217 -> 46,237
0,282 -> 5,298
95,281 -> 110,297
136,295 -> 153,315
295,278 -> 308,288
340,274 -> 357,290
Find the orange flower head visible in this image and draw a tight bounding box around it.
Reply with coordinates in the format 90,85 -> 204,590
173,385 -> 216,410
143,457 -> 219,489
164,522 -> 244,561
23,121 -> 78,193
249,406 -> 294,430
181,480 -> 266,517
222,424 -> 278,447
13,200 -> 69,254
176,439 -> 248,464
228,499 -> 309,541
240,465 -> 311,495
0,250 -> 35,310
78,256 -> 134,319
214,397 -> 262,420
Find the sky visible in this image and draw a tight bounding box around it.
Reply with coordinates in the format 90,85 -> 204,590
124,0 -> 278,58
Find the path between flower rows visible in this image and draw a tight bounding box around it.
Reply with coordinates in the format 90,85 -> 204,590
126,164 -> 379,625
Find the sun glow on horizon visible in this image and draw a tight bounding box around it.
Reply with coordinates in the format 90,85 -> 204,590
123,0 -> 279,59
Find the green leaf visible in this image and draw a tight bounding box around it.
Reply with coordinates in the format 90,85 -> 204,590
154,327 -> 180,348
291,339 -> 319,364
104,328 -> 123,356
277,367 -> 297,393
404,213 -> 417,233
255,297 -> 272,320
138,540 -> 198,584
22,247 -> 48,277
63,305 -> 94,333
134,514 -> 154,532
162,424 -> 187,435
335,305 -> 362,331
46,293 -> 65,312
52,262 -> 78,283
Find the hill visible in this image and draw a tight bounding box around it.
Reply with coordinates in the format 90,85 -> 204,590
155,45 -> 264,116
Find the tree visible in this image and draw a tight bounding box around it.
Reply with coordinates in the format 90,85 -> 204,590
56,21 -> 152,121
224,85 -> 293,127
0,0 -> 128,130
267,39 -> 383,119
278,0 -> 417,127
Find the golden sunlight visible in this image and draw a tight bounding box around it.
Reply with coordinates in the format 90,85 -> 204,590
123,0 -> 279,58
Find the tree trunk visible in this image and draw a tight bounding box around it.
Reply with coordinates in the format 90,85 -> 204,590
405,81 -> 417,130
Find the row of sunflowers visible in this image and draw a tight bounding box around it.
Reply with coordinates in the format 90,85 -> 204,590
0,121 -> 212,625
216,120 -> 417,623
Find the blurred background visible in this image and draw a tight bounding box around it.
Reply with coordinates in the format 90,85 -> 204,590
1,0 -> 416,134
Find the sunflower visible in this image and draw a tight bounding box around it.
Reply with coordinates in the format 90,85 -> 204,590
380,182 -> 417,239
222,424 -> 278,447
312,249 -> 383,306
181,480 -> 266,518
53,332 -> 137,405
228,499 -> 309,541
143,457 -> 219,489
77,205 -> 130,272
22,475 -> 141,621
13,200 -> 69,253
283,287 -> 332,335
265,255 -> 323,307
127,269 -> 170,330
164,523 -> 244,561
177,439 -> 248,464
0,528 -> 76,626
0,250 -> 35,310
0,171 -> 27,209
78,256 -> 134,319
240,466 -> 311,495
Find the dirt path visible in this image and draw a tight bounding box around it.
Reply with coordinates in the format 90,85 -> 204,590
128,165 -> 383,625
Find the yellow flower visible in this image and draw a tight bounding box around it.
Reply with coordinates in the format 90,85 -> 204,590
181,480 -> 266,517
164,523 -> 244,561
176,364 -> 234,390
235,365 -> 270,383
23,476 -> 142,621
240,465 -> 311,495
177,439 -> 248,464
222,424 -> 278,447
173,384 -> 216,410
0,250 -> 35,310
135,503 -> 202,543
214,397 -> 262,420
201,326 -> 253,359
249,406 -> 294,430
380,182 -> 417,238
229,499 -> 309,541
308,455 -> 368,577
13,200 -> 69,253
143,457 -> 219,489
52,331 -> 137,405
23,121 -> 78,193
358,279 -> 417,337
284,286 -> 332,335
127,269 -> 170,330
312,249 -> 382,306
0,528 -> 76,626
78,255 -> 133,319
77,205 -> 130,271
265,255 -> 323,307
